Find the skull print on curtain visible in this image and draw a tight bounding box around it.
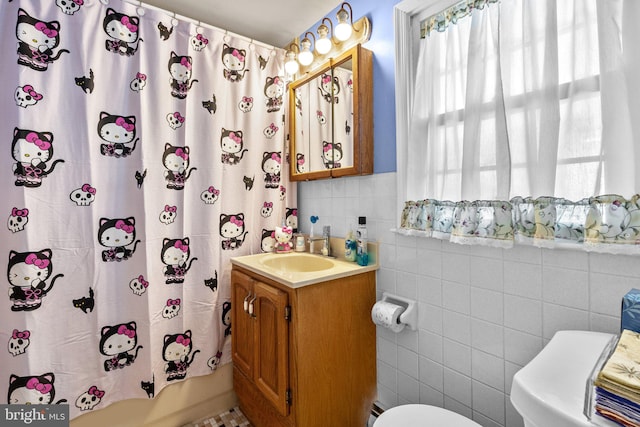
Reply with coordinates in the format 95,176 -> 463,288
0,0 -> 296,418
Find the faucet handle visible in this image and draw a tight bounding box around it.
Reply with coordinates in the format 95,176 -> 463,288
321,226 -> 331,256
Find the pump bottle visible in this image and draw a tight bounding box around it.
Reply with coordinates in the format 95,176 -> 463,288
356,216 -> 368,266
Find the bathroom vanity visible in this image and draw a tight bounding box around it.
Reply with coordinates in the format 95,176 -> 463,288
230,253 -> 378,427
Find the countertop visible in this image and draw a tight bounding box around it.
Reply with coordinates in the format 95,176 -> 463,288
230,251 -> 379,288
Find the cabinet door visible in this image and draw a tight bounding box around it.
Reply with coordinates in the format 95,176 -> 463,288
231,270 -> 254,378
253,281 -> 290,417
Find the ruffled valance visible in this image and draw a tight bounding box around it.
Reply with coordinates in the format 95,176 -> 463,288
420,0 -> 499,38
397,195 -> 640,255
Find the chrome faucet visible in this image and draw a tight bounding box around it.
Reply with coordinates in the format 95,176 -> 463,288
308,225 -> 331,256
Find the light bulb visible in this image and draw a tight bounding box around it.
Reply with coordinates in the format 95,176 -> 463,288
298,37 -> 314,66
316,23 -> 332,55
335,6 -> 353,41
285,58 -> 299,75
298,50 -> 313,66
316,37 -> 331,55
335,22 -> 352,41
284,50 -> 299,75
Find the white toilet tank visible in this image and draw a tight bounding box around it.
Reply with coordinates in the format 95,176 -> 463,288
510,330 -> 618,427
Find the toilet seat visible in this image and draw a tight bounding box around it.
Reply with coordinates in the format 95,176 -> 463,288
374,404 -> 481,426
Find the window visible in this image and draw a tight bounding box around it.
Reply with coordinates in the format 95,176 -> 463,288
394,0 -> 640,254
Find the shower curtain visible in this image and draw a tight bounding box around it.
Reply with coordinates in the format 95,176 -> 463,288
1,0 -> 296,419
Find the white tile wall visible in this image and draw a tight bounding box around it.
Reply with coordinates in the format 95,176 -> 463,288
298,172 -> 631,427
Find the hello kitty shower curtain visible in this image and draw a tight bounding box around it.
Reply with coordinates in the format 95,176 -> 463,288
0,0 -> 296,418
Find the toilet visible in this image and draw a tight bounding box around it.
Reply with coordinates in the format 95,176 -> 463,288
373,404 -> 481,426
511,330 -> 618,427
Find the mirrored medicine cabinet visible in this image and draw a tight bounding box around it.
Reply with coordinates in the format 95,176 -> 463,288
288,44 -> 373,181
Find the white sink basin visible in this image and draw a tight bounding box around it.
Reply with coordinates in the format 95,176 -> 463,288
260,253 -> 335,272
231,252 -> 378,288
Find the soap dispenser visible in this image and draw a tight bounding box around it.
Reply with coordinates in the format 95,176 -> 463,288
356,216 -> 368,266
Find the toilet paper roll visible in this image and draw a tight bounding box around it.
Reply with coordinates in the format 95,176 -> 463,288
371,301 -> 406,333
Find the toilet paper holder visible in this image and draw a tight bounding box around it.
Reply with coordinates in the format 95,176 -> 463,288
380,292 -> 418,331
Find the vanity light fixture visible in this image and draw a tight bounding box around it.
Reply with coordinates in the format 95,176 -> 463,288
284,2 -> 371,76
334,2 -> 354,41
315,18 -> 333,55
284,43 -> 300,75
298,32 -> 315,66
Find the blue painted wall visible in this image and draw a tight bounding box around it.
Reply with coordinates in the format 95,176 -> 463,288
301,0 -> 400,173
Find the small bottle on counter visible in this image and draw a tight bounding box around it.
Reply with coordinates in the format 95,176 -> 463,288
356,216 -> 368,266
309,215 -> 319,254
345,229 -> 357,262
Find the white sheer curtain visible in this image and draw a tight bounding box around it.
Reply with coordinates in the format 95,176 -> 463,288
399,0 -> 640,253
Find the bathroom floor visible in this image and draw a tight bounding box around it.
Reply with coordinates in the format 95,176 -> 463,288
187,405 -> 378,426
188,407 -> 252,427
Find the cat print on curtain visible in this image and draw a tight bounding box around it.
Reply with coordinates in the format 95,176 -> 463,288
1,0 -> 296,418
16,8 -> 69,71
103,7 -> 142,56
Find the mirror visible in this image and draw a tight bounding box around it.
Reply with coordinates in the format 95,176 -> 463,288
289,44 -> 373,181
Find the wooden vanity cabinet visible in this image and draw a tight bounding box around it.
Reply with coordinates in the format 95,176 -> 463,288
231,266 -> 377,427
232,271 -> 290,417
